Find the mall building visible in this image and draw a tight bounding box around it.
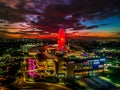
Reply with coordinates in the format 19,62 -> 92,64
66,57 -> 106,78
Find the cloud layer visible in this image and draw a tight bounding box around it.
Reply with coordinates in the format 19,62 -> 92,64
0,0 -> 120,38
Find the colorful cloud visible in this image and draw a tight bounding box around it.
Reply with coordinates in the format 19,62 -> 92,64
0,0 -> 120,39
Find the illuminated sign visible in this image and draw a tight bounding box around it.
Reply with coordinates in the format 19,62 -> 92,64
81,53 -> 88,57
68,61 -> 75,64
83,61 -> 89,65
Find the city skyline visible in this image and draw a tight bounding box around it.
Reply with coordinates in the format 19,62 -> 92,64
0,0 -> 120,39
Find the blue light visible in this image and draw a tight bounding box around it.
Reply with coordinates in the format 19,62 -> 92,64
100,58 -> 106,61
93,61 -> 100,64
94,59 -> 99,61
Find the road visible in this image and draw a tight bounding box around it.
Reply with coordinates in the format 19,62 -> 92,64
81,77 -> 117,90
12,73 -> 70,90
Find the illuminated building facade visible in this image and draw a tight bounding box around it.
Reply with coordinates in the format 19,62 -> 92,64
57,55 -> 67,78
28,58 -> 37,77
36,59 -> 56,76
67,58 -> 106,78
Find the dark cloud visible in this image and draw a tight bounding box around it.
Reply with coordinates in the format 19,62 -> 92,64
0,2 -> 24,22
85,24 -> 107,29
0,0 -> 120,33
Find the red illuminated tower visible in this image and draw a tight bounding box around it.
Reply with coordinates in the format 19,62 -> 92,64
58,27 -> 66,51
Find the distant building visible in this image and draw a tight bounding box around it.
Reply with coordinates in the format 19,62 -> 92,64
29,46 -> 45,54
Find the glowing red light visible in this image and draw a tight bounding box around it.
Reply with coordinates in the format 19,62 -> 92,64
58,27 -> 66,51
60,38 -> 64,41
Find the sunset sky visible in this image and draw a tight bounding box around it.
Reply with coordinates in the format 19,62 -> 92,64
0,0 -> 120,39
